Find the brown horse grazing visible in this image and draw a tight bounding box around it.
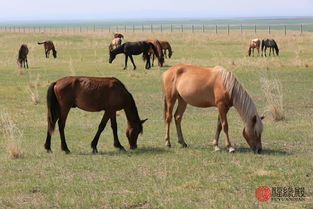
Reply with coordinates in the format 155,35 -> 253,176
159,40 -> 173,58
109,37 -> 122,51
248,38 -> 260,57
147,40 -> 164,67
113,32 -> 124,39
163,64 -> 264,153
17,44 -> 29,68
44,76 -> 147,154
38,41 -> 57,58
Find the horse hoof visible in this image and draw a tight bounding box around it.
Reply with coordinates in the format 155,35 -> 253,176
64,150 -> 71,154
214,146 -> 221,151
92,149 -> 98,154
228,147 -> 235,153
46,149 -> 52,153
181,143 -> 187,148
165,142 -> 171,148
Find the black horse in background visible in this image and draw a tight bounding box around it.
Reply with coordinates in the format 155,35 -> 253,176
261,39 -> 279,56
17,44 -> 29,68
109,41 -> 157,70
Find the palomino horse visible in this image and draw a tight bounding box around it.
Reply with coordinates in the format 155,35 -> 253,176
261,39 -> 279,56
109,41 -> 157,70
17,44 -> 29,68
159,40 -> 173,58
109,37 -> 123,51
147,40 -> 164,67
44,76 -> 147,154
163,64 -> 264,153
248,38 -> 260,56
38,41 -> 57,58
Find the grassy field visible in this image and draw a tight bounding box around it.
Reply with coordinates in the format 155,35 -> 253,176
0,30 -> 312,208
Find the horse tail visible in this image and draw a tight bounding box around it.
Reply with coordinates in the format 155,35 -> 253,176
167,42 -> 173,58
273,40 -> 279,56
38,42 -> 45,45
248,47 -> 251,56
47,82 -> 59,134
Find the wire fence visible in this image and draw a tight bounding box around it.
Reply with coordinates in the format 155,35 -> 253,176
0,23 -> 312,35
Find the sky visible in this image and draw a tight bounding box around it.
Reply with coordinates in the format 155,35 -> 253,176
0,0 -> 312,21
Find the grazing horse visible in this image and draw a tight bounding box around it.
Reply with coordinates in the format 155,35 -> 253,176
159,40 -> 173,58
109,37 -> 123,51
248,38 -> 260,56
113,32 -> 124,39
109,41 -> 157,70
17,44 -> 29,68
147,40 -> 165,67
38,41 -> 57,58
44,76 -> 147,154
261,39 -> 279,56
163,64 -> 264,153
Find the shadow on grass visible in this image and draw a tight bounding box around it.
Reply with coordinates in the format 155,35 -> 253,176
76,146 -> 171,156
236,147 -> 291,156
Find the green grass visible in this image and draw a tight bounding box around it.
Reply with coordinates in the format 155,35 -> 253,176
0,30 -> 312,209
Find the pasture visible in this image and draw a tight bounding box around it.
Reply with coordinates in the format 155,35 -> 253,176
0,29 -> 312,208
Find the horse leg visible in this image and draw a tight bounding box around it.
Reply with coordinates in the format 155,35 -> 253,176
124,55 -> 128,70
145,54 -> 151,69
58,107 -> 71,154
174,96 -> 188,147
110,112 -> 125,151
164,95 -> 177,147
45,50 -> 48,58
164,49 -> 167,58
129,55 -> 136,70
91,111 -> 110,153
45,115 -> 59,153
212,116 -> 222,151
25,58 -> 28,69
217,104 -> 235,153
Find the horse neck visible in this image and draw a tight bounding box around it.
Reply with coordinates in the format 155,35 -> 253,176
123,93 -> 141,127
111,45 -> 124,55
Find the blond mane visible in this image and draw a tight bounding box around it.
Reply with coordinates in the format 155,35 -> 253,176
213,66 -> 263,135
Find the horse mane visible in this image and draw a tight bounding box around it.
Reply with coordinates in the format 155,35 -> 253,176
215,66 -> 263,134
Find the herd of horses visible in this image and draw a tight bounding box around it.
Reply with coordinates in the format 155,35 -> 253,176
16,33 -> 276,155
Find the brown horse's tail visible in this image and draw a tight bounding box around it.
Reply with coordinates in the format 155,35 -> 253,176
38,42 -> 45,45
47,82 -> 59,134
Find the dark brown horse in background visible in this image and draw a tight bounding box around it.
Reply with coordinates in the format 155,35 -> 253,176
38,40 -> 57,58
113,32 -> 124,39
45,76 -> 147,154
147,40 -> 165,67
17,44 -> 29,68
248,38 -> 260,56
159,40 -> 173,58
261,39 -> 279,56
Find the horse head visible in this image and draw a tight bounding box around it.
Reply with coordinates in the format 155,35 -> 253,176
242,115 -> 264,154
126,119 -> 147,149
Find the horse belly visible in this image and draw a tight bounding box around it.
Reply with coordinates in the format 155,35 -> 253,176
177,86 -> 216,108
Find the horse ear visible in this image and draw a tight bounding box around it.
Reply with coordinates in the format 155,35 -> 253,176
260,116 -> 265,120
141,118 -> 148,124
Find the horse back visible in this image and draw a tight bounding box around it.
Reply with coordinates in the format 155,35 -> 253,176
54,76 -> 129,112
163,64 -> 228,108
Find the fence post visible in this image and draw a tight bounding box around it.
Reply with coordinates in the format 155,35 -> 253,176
181,24 -> 183,32
161,24 -> 162,32
192,25 -> 194,33
171,24 -> 173,32
142,24 -> 144,32
268,25 -> 271,34
124,25 -> 126,32
151,24 -> 153,32
133,24 -> 135,32
240,24 -> 242,34
215,25 -> 217,34
254,24 -> 256,34
202,24 -> 204,32
300,24 -> 303,34
227,24 -> 229,35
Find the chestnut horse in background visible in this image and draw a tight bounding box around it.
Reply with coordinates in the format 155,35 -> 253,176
38,40 -> 57,58
159,40 -> 173,58
248,38 -> 260,57
113,32 -> 124,39
17,44 -> 29,68
44,76 -> 147,154
109,37 -> 123,51
163,64 -> 264,153
147,40 -> 165,67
